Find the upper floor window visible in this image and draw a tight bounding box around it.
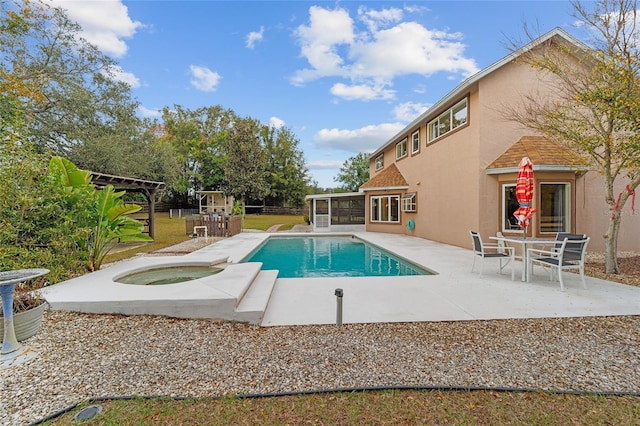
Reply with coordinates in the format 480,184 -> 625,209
427,98 -> 468,143
396,137 -> 408,159
411,130 -> 420,154
375,154 -> 384,171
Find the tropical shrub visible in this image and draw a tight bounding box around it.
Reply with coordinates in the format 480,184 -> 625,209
0,147 -> 88,283
48,156 -> 153,271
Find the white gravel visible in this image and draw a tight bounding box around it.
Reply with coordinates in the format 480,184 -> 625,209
1,312 -> 639,425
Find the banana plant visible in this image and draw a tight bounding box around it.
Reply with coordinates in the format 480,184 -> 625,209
48,156 -> 152,271
87,185 -> 152,271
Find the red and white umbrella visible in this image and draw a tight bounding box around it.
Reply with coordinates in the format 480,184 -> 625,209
513,157 -> 536,233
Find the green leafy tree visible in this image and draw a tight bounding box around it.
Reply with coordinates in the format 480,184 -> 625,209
221,116 -> 269,206
263,126 -> 309,207
334,152 -> 370,192
0,1 -> 139,158
160,105 -> 236,205
506,0 -> 640,273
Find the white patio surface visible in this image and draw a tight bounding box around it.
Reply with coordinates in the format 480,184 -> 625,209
42,232 -> 640,327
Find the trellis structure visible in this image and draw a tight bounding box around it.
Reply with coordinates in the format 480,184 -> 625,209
90,172 -> 165,238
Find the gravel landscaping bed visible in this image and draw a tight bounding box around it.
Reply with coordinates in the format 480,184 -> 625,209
2,245 -> 639,425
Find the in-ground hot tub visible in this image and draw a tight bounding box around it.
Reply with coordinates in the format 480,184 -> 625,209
114,264 -> 225,285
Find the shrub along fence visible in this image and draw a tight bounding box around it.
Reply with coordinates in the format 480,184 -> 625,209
185,215 -> 242,238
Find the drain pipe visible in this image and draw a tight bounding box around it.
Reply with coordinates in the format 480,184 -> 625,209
334,288 -> 343,326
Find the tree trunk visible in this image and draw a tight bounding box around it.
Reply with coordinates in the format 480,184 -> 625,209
604,214 -> 620,274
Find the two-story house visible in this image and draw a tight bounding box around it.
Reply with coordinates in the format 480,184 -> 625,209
359,27 -> 639,252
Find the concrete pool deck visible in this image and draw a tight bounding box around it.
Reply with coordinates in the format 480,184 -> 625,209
42,232 -> 640,326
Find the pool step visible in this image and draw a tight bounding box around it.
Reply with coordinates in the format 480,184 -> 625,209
235,270 -> 279,324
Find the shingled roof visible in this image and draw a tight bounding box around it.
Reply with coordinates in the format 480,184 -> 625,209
487,136 -> 588,173
360,163 -> 409,191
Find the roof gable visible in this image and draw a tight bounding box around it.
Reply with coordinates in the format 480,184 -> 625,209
360,163 -> 408,191
487,136 -> 588,172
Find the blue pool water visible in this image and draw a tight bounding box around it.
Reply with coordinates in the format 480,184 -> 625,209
241,236 -> 431,278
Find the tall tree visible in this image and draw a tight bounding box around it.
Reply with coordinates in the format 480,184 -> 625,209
0,0 -> 142,157
506,0 -> 640,273
221,116 -> 269,206
160,105 -> 236,205
263,126 -> 309,207
334,152 -> 370,192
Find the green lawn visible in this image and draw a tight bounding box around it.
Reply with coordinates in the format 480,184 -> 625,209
45,390 -> 640,425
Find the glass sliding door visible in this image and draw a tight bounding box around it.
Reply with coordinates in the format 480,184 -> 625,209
539,183 -> 570,234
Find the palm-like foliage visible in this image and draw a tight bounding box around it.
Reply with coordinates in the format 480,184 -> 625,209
48,156 -> 152,271
87,185 -> 151,271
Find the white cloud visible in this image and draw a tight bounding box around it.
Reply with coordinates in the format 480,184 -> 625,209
357,6 -> 403,33
330,82 -> 395,101
314,122 -> 405,153
189,65 -> 221,92
138,106 -> 161,118
291,5 -> 480,101
291,6 -> 355,85
351,22 -> 479,78
246,26 -> 265,49
50,0 -> 143,57
393,101 -> 430,121
105,64 -> 140,88
269,117 -> 285,128
308,160 -> 344,170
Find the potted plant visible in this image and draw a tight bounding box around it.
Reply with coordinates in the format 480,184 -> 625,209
0,288 -> 48,342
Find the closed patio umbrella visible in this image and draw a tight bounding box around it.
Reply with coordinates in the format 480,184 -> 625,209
513,157 -> 536,237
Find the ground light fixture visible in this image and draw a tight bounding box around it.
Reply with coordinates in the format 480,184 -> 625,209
73,405 -> 103,422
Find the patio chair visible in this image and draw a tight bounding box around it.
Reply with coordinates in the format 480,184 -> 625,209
527,236 -> 590,291
469,231 -> 515,280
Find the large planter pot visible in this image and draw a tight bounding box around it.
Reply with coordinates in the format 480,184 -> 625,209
0,301 -> 47,342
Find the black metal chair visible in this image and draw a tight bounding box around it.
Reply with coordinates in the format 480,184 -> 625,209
527,236 -> 590,290
470,231 -> 515,280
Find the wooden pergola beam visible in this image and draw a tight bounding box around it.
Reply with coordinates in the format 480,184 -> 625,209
90,172 -> 165,238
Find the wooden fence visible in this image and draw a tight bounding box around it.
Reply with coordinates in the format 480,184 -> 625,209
185,215 -> 242,238
261,206 -> 307,216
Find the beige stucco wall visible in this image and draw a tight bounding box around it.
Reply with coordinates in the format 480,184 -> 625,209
365,56 -> 640,252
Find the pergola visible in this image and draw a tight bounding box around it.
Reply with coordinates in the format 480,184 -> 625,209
90,172 -> 165,238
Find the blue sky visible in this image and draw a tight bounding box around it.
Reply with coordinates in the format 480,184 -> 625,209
50,0 -> 588,188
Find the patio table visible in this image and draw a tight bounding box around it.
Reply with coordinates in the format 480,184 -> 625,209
489,236 -> 554,281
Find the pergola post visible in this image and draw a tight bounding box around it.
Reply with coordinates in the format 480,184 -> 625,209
90,172 -> 164,240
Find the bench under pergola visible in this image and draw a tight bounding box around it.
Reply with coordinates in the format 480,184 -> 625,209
90,172 -> 164,238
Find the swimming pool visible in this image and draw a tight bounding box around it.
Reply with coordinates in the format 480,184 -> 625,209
241,236 -> 431,277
